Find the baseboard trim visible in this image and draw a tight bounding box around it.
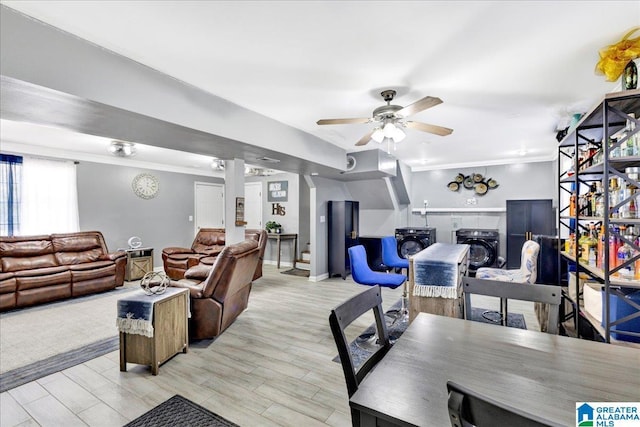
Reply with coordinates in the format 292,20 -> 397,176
309,273 -> 329,282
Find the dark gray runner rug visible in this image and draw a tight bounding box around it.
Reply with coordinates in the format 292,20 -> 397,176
0,336 -> 119,393
125,394 -> 239,427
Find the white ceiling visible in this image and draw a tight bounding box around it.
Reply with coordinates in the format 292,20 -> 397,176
1,1 -> 639,172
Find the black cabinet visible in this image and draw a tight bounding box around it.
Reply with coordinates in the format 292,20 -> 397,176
328,200 -> 359,279
506,199 -> 554,269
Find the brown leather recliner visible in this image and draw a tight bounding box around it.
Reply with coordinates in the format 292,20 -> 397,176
162,228 -> 266,281
170,239 -> 260,340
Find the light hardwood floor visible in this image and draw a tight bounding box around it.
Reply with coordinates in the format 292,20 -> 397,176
0,266 -> 537,427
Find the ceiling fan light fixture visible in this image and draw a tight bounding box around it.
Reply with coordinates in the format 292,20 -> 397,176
392,127 -> 406,142
382,121 -> 397,138
371,127 -> 384,143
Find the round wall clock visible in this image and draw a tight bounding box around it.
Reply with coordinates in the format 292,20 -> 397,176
132,173 -> 159,199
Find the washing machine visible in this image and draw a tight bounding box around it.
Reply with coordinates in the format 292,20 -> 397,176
456,229 -> 500,274
395,227 -> 436,258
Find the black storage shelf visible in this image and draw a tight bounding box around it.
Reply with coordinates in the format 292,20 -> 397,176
558,89 -> 640,347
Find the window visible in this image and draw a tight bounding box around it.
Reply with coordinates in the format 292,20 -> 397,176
0,154 -> 23,236
0,155 -> 79,236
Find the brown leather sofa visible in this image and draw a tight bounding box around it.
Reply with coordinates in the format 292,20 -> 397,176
162,228 -> 266,281
0,231 -> 127,311
170,239 -> 260,340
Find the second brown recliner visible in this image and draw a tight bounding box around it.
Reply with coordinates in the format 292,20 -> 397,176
170,239 -> 260,340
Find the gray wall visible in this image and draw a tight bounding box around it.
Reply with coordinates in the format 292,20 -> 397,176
409,161 -> 556,258
77,161 -> 223,267
308,176 -> 352,278
299,177 -> 311,257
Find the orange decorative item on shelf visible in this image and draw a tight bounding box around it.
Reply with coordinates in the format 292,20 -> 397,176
595,27 -> 640,83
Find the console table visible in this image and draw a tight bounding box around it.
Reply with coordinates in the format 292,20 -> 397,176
124,247 -> 153,281
267,233 -> 297,269
118,287 -> 188,375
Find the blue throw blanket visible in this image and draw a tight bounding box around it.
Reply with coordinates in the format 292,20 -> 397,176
116,287 -> 186,337
413,243 -> 469,299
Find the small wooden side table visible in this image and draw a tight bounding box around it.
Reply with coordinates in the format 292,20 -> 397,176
125,247 -> 154,281
118,287 -> 188,375
267,233 -> 298,269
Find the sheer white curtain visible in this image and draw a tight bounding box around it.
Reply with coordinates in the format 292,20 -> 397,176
20,157 -> 79,235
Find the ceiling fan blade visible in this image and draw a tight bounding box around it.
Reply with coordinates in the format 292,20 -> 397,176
406,121 -> 453,136
355,130 -> 374,146
317,118 -> 370,125
397,96 -> 442,117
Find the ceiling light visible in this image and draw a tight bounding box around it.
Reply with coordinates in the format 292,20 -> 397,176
108,141 -> 136,157
211,159 -> 225,170
371,127 -> 384,143
392,126 -> 406,142
382,121 -> 397,138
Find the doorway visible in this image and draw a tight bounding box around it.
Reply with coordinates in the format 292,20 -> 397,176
244,182 -> 263,230
194,182 -> 224,235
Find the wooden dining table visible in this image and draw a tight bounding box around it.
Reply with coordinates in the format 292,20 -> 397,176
349,312 -> 640,426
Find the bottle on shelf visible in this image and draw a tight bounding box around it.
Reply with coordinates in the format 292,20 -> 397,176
588,248 -> 597,267
581,222 -> 598,264
625,113 -> 638,157
597,225 -> 605,269
578,231 -> 589,262
610,178 -> 620,218
610,226 -> 622,269
616,227 -> 635,278
569,193 -> 577,216
635,235 -> 640,280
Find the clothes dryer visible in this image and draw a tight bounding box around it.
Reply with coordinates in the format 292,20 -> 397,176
455,228 -> 500,274
395,227 -> 436,258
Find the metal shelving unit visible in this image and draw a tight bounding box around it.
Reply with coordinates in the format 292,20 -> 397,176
558,89 -> 640,346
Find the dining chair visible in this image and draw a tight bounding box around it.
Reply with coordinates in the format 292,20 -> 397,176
329,285 -> 391,427
348,245 -> 406,319
471,240 -> 542,326
462,276 -> 561,334
447,381 -> 559,427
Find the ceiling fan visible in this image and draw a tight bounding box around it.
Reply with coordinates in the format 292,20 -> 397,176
317,90 -> 452,147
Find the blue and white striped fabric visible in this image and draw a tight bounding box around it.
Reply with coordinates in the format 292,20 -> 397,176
413,243 -> 470,299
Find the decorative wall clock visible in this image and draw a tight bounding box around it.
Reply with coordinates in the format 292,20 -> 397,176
132,173 -> 159,199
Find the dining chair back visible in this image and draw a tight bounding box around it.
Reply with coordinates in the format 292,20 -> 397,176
447,381 -> 559,427
462,276 -> 561,334
329,285 -> 391,399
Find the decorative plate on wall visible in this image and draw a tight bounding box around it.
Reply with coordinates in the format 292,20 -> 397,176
446,172 -> 499,195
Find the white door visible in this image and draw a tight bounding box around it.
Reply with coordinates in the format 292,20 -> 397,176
195,182 -> 224,234
244,182 -> 262,230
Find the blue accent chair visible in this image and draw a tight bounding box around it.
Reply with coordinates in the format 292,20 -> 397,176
381,236 -> 409,274
349,245 -> 407,321
349,245 -> 406,289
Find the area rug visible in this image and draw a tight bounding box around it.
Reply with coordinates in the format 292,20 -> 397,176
124,394 -> 239,427
332,303 -> 525,369
280,267 -> 310,277
471,307 -> 527,330
0,336 -> 119,393
332,300 -> 408,369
